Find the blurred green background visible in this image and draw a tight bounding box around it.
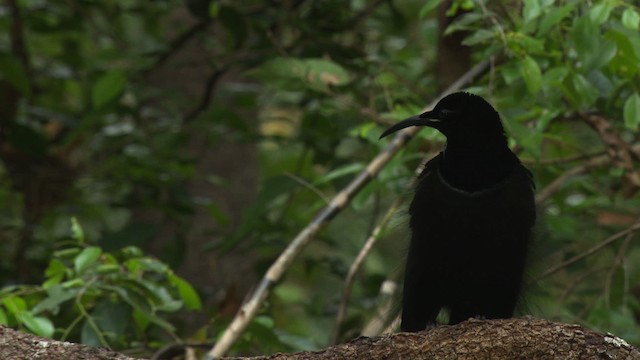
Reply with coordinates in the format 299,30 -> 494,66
1,0 -> 640,357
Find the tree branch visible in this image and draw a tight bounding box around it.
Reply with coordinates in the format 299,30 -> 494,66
533,220 -> 640,283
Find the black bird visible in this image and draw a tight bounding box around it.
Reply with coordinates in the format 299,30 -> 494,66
380,92 -> 536,331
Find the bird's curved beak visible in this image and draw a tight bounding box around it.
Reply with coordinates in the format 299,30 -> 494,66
379,110 -> 441,139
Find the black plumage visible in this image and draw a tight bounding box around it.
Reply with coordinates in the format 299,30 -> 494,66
379,92 -> 536,331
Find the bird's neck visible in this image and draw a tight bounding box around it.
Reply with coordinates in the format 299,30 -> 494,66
439,139 -> 517,192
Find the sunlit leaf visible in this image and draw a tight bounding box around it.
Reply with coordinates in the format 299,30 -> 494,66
624,93 -> 640,131
74,246 -> 102,273
622,8 -> 640,30
538,3 -> 574,36
20,313 -> 54,338
589,2 -> 613,25
519,56 -> 542,94
462,29 -> 495,46
2,296 -> 27,314
169,274 -> 202,310
314,163 -> 365,185
523,0 -> 541,23
71,217 -> 85,243
92,71 -> 126,108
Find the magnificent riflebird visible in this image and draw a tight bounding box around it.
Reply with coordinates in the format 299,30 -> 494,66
379,92 -> 536,331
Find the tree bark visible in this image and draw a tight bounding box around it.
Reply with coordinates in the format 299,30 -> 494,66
3,318 -> 639,359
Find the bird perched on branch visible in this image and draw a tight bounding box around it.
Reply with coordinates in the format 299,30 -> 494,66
379,92 -> 536,331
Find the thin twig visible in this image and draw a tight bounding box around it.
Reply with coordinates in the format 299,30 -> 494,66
145,21 -> 210,75
360,279 -> 400,337
535,164 -> 590,204
205,59 -> 492,359
522,151 -> 605,166
331,198 -> 403,344
283,172 -> 331,205
535,143 -> 640,204
559,266 -> 607,305
603,232 -> 633,307
184,68 -> 227,123
533,221 -> 640,284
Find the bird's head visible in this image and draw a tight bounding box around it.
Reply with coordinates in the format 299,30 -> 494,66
379,92 -> 506,144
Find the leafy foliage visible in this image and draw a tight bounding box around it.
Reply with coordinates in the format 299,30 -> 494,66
0,219 -> 200,348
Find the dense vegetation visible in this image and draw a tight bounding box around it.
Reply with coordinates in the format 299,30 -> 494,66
1,0 -> 639,357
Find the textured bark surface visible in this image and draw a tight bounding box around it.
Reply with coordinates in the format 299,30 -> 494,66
0,325 -> 141,360
235,318 -> 640,360
3,318 -> 640,359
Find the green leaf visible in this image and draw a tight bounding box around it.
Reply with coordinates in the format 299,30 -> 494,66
509,33 -> 544,54
74,246 -> 102,273
102,285 -> 175,332
523,0 -> 541,23
419,0 -> 444,18
44,259 -> 67,279
589,41 -> 617,70
80,319 -> 104,347
81,300 -> 131,346
32,285 -> 77,315
71,217 -> 85,243
2,296 -> 27,314
542,66 -> 568,86
622,9 -> 640,30
571,17 -> 617,70
605,30 -> 640,76
0,308 -> 7,325
624,93 -> 640,131
92,71 -> 126,108
20,313 -> 54,338
589,2 -> 613,25
462,29 -> 495,46
500,63 -> 520,85
169,274 -> 202,310
444,13 -> 483,35
538,3 -> 575,36
519,56 -> 542,94
61,278 -> 85,288
206,203 -> 229,226
571,73 -> 598,107
314,163 -> 365,185
209,2 -> 220,17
